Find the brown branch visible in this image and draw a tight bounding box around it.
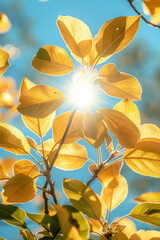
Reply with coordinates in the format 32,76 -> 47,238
42,180 -> 49,214
49,108 -> 76,170
86,163 -> 104,186
127,0 -> 160,29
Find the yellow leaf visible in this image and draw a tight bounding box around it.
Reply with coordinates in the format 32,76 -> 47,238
0,122 -> 30,154
0,13 -> 11,34
55,205 -> 82,240
13,160 -> 39,180
98,64 -> 142,100
0,163 -> 9,180
20,77 -> 36,95
89,161 -> 123,186
143,0 -> 160,24
49,142 -> 88,170
80,112 -> 107,148
57,16 -> 92,59
20,77 -> 56,136
2,173 -> 37,203
0,157 -> 15,175
87,218 -> 102,234
114,99 -> 140,126
101,175 -> 128,210
112,218 -> 136,238
99,109 -> 140,148
22,112 -> 56,137
18,85 -> 66,118
139,124 -> 160,139
20,228 -> 34,240
0,50 -> 9,76
27,137 -> 37,150
85,16 -> 140,66
130,230 -> 160,240
32,45 -> 74,76
124,138 -> 160,177
105,133 -> 113,153
134,192 -> 160,203
53,111 -> 82,144
38,138 -> 55,159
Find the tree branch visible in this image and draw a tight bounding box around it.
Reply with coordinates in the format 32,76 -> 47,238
127,0 -> 160,29
42,180 -> 49,214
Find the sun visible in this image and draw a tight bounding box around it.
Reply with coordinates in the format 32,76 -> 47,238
67,68 -> 98,111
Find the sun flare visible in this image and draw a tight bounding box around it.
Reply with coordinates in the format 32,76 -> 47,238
67,69 -> 98,111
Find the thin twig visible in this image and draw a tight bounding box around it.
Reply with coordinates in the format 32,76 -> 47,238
86,163 -> 104,186
49,108 -> 76,170
127,0 -> 160,29
42,180 -> 49,214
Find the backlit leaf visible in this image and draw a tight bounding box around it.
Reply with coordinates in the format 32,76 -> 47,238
0,163 -> 9,180
57,16 -> 92,59
79,112 -> 107,148
130,229 -> 160,240
20,229 -> 34,240
0,157 -> 15,175
85,16 -> 140,66
27,137 -> 37,150
134,192 -> 160,203
101,175 -> 128,210
0,13 -> 11,33
55,205 -> 81,240
20,77 -> 36,95
0,122 -> 30,154
124,138 -> 160,177
99,109 -> 140,148
13,160 -> 39,180
143,0 -> 160,24
49,142 -> 88,170
63,179 -> 106,220
114,99 -> 140,126
99,64 -> 142,100
112,218 -> 136,238
0,204 -> 26,228
32,45 -> 73,76
130,203 -> 160,227
2,173 -> 37,203
0,50 -> 9,76
87,218 -> 102,234
139,124 -> 160,139
53,111 -> 81,144
89,160 -> 123,186
18,85 -> 66,118
22,112 -> 56,137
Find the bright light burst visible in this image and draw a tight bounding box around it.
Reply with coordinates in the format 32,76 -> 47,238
67,68 -> 98,111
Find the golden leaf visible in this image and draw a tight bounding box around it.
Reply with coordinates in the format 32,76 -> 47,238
38,138 -> 55,158
87,218 -> 102,234
49,142 -> 88,170
20,77 -> 36,95
98,64 -> 142,100
0,163 -> 9,180
79,112 -> 107,148
101,174 -> 128,210
112,218 -> 136,238
53,111 -> 82,144
27,137 -> 37,150
2,173 -> 37,203
32,45 -> 74,76
130,230 -> 160,240
99,109 -> 140,148
89,160 -> 123,186
114,99 -> 140,126
0,13 -> 11,34
0,50 -> 9,76
85,16 -> 140,66
18,85 -> 66,118
124,138 -> 160,177
13,160 -> 39,180
134,192 -> 160,203
0,157 -> 15,175
57,16 -> 92,59
20,228 -> 34,240
0,122 -> 30,154
143,0 -> 160,24
139,124 -> 160,139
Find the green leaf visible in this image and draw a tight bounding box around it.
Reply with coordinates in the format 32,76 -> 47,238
0,238 -> 6,240
27,213 -> 59,237
64,205 -> 89,240
0,204 -> 27,228
130,203 -> 160,227
63,179 -> 106,220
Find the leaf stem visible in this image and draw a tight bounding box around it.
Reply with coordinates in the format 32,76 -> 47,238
27,152 -> 45,172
